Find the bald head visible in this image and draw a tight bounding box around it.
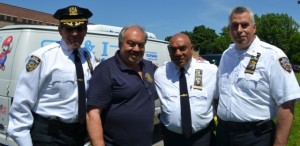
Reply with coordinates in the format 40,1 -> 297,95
168,33 -> 194,68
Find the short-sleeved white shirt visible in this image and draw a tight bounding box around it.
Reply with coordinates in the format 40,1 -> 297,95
217,37 -> 300,122
155,58 -> 218,134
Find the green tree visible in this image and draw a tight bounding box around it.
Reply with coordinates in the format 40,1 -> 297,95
255,13 -> 299,58
190,25 -> 218,55
209,26 -> 232,54
287,32 -> 300,64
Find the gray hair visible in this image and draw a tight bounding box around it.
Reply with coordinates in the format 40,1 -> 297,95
118,24 -> 148,44
229,6 -> 255,25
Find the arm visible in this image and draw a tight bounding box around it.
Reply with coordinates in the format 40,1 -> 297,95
273,100 -> 295,146
86,107 -> 105,146
7,55 -> 43,146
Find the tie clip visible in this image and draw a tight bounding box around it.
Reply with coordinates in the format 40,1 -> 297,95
77,78 -> 84,82
180,94 -> 188,97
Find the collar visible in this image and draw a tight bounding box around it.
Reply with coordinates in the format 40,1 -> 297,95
174,58 -> 193,75
60,39 -> 84,58
228,36 -> 261,57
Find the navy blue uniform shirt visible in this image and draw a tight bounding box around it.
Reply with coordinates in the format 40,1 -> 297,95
87,50 -> 158,146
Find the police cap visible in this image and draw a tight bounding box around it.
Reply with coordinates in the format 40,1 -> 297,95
53,5 -> 93,28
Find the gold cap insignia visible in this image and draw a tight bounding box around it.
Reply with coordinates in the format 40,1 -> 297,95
69,6 -> 78,16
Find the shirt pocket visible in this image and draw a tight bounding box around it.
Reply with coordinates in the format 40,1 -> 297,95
51,71 -> 76,100
236,73 -> 261,92
218,73 -> 230,94
160,93 -> 179,113
189,90 -> 208,112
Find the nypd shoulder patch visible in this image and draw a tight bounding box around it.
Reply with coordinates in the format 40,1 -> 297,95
279,57 -> 292,73
26,55 -> 41,72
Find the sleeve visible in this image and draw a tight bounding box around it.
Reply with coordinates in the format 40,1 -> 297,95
7,54 -> 44,146
87,62 -> 112,108
269,52 -> 300,105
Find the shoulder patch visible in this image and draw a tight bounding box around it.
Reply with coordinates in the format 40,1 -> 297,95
26,55 -> 41,72
279,57 -> 292,73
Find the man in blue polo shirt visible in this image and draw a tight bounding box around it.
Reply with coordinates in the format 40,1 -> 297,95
86,24 -> 157,146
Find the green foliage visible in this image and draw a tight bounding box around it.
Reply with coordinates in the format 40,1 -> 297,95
288,73 -> 300,146
255,13 -> 300,62
165,13 -> 300,58
190,25 -> 218,54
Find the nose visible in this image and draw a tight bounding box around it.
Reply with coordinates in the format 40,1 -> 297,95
237,24 -> 243,33
174,49 -> 182,56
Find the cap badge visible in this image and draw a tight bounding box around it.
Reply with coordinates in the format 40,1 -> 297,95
69,6 -> 78,16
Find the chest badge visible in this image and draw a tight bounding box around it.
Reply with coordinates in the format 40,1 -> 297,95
245,52 -> 261,74
145,72 -> 153,83
193,69 -> 203,90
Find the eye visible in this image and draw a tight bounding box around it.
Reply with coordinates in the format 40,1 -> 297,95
127,41 -> 137,47
127,41 -> 145,48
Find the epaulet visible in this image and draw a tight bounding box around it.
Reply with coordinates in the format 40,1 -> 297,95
195,60 -> 211,64
260,42 -> 292,73
25,43 -> 60,73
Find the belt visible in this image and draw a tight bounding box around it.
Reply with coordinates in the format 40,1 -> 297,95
161,120 -> 214,138
218,118 -> 274,132
32,112 -> 83,131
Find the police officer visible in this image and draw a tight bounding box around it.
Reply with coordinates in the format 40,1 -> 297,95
155,33 -> 217,146
7,5 -> 97,146
216,6 -> 300,146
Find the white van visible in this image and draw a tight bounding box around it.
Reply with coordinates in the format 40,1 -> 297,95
0,24 -> 169,145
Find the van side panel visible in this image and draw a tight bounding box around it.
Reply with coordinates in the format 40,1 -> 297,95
0,25 -> 169,145
0,30 -> 23,146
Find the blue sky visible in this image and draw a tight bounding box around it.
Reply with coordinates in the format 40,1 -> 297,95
2,0 -> 300,40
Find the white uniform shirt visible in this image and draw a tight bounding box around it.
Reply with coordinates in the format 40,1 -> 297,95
7,40 -> 98,146
155,58 -> 218,134
217,37 -> 300,122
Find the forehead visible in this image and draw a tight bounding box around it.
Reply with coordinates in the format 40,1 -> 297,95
230,12 -> 251,23
123,28 -> 146,42
170,36 -> 189,47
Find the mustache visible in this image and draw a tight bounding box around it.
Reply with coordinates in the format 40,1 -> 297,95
128,50 -> 143,55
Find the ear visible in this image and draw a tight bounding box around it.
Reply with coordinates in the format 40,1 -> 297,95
58,26 -> 63,35
191,44 -> 194,51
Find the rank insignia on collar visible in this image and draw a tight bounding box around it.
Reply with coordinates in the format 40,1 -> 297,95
245,52 -> 261,74
279,57 -> 292,73
193,69 -> 203,90
145,72 -> 153,83
26,55 -> 41,72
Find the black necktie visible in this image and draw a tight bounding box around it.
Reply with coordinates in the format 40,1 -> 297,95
73,50 -> 86,124
179,68 -> 192,138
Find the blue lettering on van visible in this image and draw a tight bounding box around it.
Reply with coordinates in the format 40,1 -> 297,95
101,42 -> 108,56
41,40 -> 57,47
84,40 -> 95,52
100,42 -> 119,58
145,51 -> 157,61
